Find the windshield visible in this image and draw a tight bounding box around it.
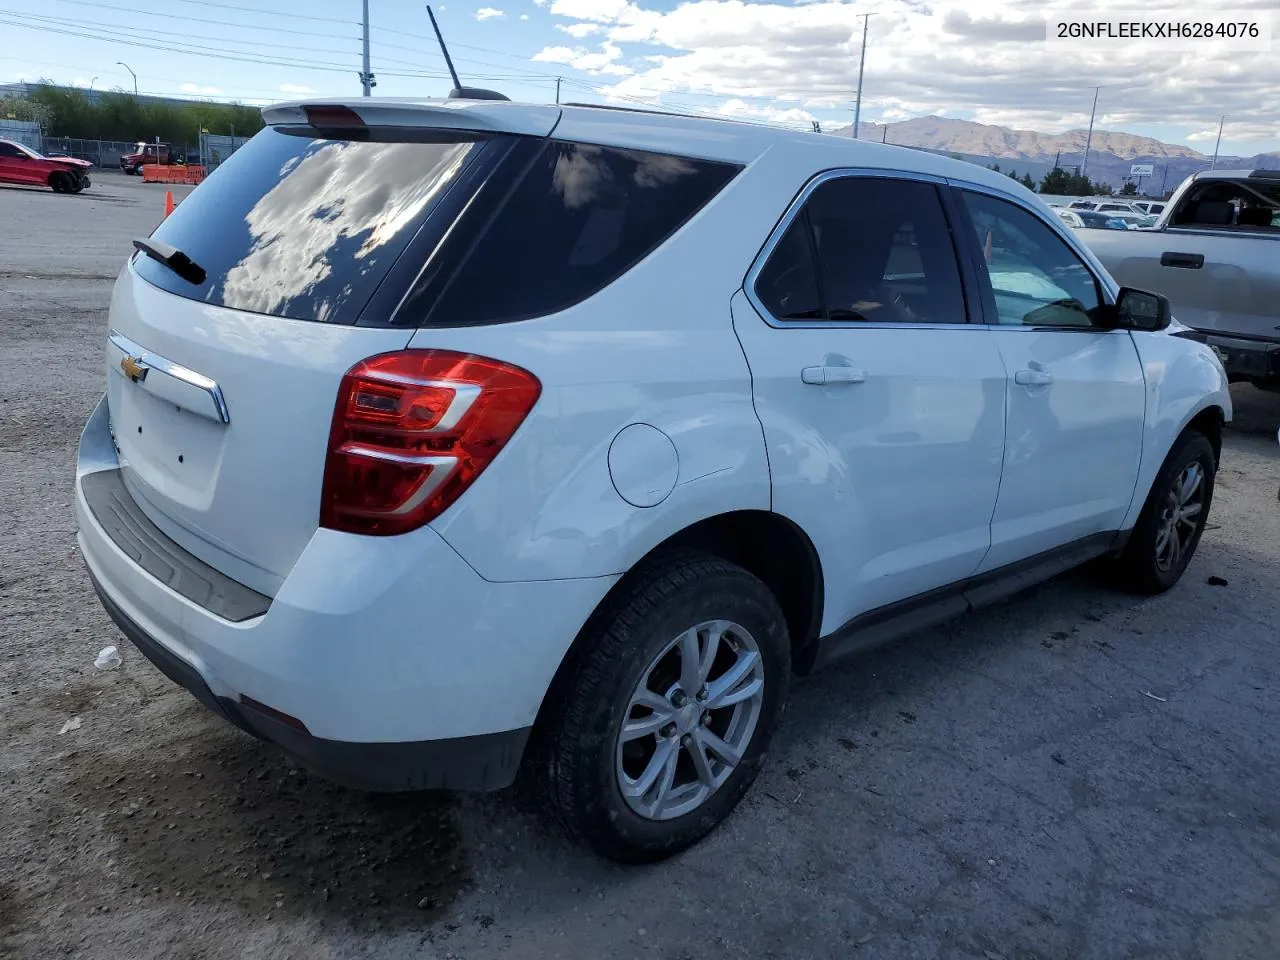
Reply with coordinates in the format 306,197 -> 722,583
12,141 -> 42,159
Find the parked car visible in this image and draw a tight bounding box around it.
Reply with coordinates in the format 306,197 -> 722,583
1132,201 -> 1166,216
120,142 -> 184,174
1075,209 -> 1133,230
1106,210 -> 1159,229
1054,208 -> 1085,227
1082,168 -> 1280,392
0,138 -> 92,192
76,98 -> 1231,863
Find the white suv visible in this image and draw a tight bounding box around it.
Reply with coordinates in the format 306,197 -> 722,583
76,98 -> 1231,863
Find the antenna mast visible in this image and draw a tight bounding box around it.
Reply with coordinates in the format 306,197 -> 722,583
426,5 -> 462,90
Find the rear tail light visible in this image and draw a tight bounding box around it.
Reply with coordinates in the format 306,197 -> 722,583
320,350 -> 541,536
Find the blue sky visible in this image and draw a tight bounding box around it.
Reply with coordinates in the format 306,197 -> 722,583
2,0 -> 1276,156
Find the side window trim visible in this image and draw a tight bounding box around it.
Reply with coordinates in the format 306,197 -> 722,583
744,167 -> 980,330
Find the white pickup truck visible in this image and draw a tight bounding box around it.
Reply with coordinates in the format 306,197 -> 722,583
1083,168 -> 1280,392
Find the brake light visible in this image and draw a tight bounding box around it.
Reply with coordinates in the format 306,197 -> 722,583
320,350 -> 541,536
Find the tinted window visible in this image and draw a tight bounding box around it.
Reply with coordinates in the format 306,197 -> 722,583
133,126 -> 484,324
754,216 -> 823,320
420,141 -> 739,326
769,176 -> 967,324
960,191 -> 1104,328
0,142 -> 21,157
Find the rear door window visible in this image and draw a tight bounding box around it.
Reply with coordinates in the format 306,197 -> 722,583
754,176 -> 969,324
133,126 -> 487,324
410,141 -> 741,326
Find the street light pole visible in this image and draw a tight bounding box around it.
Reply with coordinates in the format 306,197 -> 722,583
1210,115 -> 1225,169
116,61 -> 137,96
1081,85 -> 1100,180
360,0 -> 375,96
852,12 -> 875,140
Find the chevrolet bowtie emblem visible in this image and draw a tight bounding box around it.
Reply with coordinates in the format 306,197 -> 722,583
120,354 -> 149,382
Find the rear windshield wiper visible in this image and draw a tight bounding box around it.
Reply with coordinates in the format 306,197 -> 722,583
132,237 -> 207,285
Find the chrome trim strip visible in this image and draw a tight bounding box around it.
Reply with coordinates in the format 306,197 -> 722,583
108,330 -> 231,424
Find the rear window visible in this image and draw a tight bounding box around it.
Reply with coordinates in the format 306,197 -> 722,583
133,126 -> 485,324
406,140 -> 740,327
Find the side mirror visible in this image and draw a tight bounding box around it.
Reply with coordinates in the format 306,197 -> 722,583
1114,286 -> 1171,331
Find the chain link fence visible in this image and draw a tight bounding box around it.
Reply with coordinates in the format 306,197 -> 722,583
199,133 -> 247,172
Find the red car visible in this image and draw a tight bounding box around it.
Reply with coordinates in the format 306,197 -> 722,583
0,139 -> 93,193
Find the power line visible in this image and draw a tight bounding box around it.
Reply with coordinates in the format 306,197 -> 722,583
0,17 -> 357,72
1,9 -> 358,57
34,0 -> 354,40
155,0 -> 355,25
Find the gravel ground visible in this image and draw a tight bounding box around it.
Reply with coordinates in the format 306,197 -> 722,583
2,172 -> 1279,960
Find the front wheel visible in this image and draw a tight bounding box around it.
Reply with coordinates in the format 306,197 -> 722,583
532,552 -> 790,863
1114,430 -> 1216,594
49,172 -> 72,193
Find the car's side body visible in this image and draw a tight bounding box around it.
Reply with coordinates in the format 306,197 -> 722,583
75,99 -> 1230,818
0,138 -> 92,191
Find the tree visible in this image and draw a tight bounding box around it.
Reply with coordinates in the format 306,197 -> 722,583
1038,166 -> 1111,197
23,81 -> 264,145
1020,173 -> 1035,190
1120,181 -> 1138,195
0,94 -> 52,128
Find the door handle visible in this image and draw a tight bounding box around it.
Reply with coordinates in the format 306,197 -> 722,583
1014,369 -> 1053,386
1160,251 -> 1204,269
802,365 -> 867,385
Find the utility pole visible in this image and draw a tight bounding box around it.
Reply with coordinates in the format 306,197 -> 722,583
1160,165 -> 1170,196
852,12 -> 875,140
116,61 -> 137,96
881,125 -> 887,143
1081,85 -> 1100,180
555,77 -> 561,104
360,0 -> 375,96
1210,115 -> 1225,169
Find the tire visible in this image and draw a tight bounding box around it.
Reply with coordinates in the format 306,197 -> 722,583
1114,430 -> 1216,595
530,552 -> 790,863
49,172 -> 71,193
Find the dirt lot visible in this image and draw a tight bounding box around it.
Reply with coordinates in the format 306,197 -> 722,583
2,171 -> 1279,960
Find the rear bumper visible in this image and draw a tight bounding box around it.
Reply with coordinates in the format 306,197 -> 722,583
75,394 -> 615,791
1204,334 -> 1280,382
88,572 -> 529,791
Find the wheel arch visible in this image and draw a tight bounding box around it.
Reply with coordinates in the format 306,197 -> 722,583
527,509 -> 825,750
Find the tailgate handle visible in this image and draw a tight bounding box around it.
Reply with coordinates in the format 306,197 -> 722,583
108,331 -> 230,424
1160,251 -> 1204,269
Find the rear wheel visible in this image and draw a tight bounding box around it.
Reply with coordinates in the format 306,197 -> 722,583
532,552 -> 789,863
1113,431 -> 1216,594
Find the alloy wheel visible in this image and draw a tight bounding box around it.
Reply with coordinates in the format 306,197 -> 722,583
615,619 -> 765,821
1154,461 -> 1204,573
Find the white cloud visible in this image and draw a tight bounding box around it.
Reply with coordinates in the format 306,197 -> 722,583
179,82 -> 223,96
536,0 -> 1280,149
279,83 -> 316,95
520,12 -> 529,18
532,39 -> 632,75
475,6 -> 505,19
556,22 -> 601,37
717,98 -> 816,129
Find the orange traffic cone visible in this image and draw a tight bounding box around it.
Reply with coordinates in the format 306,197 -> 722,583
163,190 -> 175,218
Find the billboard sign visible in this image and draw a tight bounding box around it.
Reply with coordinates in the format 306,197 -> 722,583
1130,163 -> 1155,177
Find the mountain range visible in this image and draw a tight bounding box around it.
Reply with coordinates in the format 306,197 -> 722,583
828,116 -> 1279,194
